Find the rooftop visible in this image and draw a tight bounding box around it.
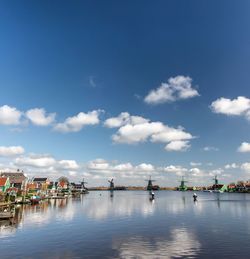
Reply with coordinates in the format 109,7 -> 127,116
0,177 -> 8,186
33,177 -> 48,182
0,172 -> 26,184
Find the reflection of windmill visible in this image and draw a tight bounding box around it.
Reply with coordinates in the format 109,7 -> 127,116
179,176 -> 188,191
145,176 -> 156,191
81,178 -> 88,189
108,178 -> 114,189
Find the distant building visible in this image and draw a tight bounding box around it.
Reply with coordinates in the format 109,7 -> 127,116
0,171 -> 27,189
32,177 -> 50,191
57,181 -> 68,190
26,182 -> 37,192
0,177 -> 10,192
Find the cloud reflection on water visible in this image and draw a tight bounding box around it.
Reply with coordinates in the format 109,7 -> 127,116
112,227 -> 201,259
82,192 -> 156,220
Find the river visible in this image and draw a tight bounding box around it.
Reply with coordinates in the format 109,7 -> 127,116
0,191 -> 250,258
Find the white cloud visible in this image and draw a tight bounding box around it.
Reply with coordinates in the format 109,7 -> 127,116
0,105 -> 22,125
113,163 -> 133,171
241,163 -> 250,172
163,165 -> 188,176
112,121 -> 165,144
189,168 -> 204,177
69,171 -> 78,176
203,146 -> 219,151
104,112 -> 130,128
237,142 -> 250,153
108,113 -> 193,152
225,163 -> 239,169
190,162 -> 202,167
87,159 -> 110,171
89,76 -> 96,88
210,168 -> 224,175
0,146 -> 25,156
151,126 -> 193,143
54,110 -> 102,133
15,154 -> 56,168
57,160 -> 79,170
165,140 -> 190,152
86,159 -> 157,179
210,96 -> 250,119
26,108 -> 56,126
136,163 -> 155,171
144,75 -> 199,105
104,112 -> 149,128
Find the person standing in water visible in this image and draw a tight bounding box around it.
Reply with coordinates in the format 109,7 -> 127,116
193,193 -> 197,201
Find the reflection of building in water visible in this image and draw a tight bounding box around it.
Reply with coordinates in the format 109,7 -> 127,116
110,190 -> 114,199
0,205 -> 23,238
82,192 -> 156,220
57,198 -> 68,209
112,228 -> 201,259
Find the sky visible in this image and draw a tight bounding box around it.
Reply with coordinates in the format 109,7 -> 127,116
0,0 -> 250,186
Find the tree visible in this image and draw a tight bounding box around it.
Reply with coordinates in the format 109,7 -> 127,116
58,176 -> 69,184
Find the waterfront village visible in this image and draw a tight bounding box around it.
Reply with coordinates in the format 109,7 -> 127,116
0,169 -> 250,206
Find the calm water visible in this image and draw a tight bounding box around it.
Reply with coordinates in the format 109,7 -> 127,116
1,191 -> 250,258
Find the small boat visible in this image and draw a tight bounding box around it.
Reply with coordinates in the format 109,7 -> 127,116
30,195 -> 41,204
0,211 -> 14,219
0,207 -> 15,219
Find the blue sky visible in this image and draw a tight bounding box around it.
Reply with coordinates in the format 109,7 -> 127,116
0,0 -> 250,186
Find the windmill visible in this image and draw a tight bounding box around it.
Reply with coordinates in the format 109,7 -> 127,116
179,176 -> 188,191
213,175 -> 219,186
108,178 -> 114,189
81,178 -> 88,189
145,176 -> 156,191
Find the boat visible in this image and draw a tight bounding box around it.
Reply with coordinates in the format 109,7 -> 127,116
0,211 -> 14,219
0,206 -> 15,219
30,195 -> 41,204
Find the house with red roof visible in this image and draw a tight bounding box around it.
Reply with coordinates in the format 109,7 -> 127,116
0,177 -> 10,193
0,171 -> 27,189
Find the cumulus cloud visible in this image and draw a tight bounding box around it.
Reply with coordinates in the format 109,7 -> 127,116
0,105 -> 22,125
54,110 -> 102,133
163,165 -> 188,176
136,163 -> 155,172
190,162 -> 202,167
203,146 -> 219,151
104,112 -> 149,128
0,146 -> 25,156
87,159 -> 110,172
165,140 -> 190,152
26,108 -> 56,126
225,163 -> 239,169
144,75 -> 199,105
112,121 -> 165,144
241,163 -> 250,172
108,113 -> 193,152
57,160 -> 79,170
210,96 -> 250,119
189,167 -> 204,177
237,142 -> 250,153
11,153 -> 82,180
15,154 -> 56,168
86,159 -> 156,179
